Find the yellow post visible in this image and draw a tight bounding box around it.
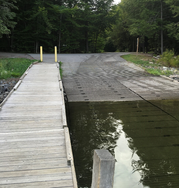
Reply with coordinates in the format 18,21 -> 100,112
55,46 -> 57,62
40,46 -> 43,62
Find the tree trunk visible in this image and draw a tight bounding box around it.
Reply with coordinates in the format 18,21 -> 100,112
35,41 -> 39,53
161,0 -> 163,54
145,37 -> 148,53
94,33 -> 98,53
58,30 -> 61,53
132,38 -> 135,52
58,14 -> 62,53
10,29 -> 14,52
143,40 -> 145,53
85,30 -> 89,53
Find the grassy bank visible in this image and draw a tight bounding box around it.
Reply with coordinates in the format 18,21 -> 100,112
59,61 -> 63,78
121,54 -> 174,76
0,58 -> 35,79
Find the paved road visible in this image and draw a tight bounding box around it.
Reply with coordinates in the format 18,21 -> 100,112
0,52 -> 34,59
35,53 -> 179,102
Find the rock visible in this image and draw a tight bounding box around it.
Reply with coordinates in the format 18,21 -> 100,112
0,78 -> 19,104
173,77 -> 179,81
0,85 -> 3,94
163,67 -> 168,71
149,62 -> 153,64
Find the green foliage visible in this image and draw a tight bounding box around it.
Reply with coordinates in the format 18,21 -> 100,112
1,0 -> 179,54
145,68 -> 173,76
104,38 -> 117,52
0,0 -> 114,53
158,49 -> 174,66
164,0 -> 179,42
0,58 -> 34,79
121,54 -> 175,76
59,61 -> 63,77
0,0 -> 17,37
121,54 -> 152,67
108,4 -> 134,52
159,50 -> 179,67
106,0 -> 179,53
145,68 -> 163,76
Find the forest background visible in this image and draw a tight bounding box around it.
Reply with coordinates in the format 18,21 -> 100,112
0,0 -> 179,54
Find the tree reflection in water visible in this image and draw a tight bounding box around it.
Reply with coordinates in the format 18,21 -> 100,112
69,102 -> 121,186
68,100 -> 179,188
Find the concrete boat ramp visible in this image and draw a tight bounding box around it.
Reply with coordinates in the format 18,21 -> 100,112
0,62 -> 77,187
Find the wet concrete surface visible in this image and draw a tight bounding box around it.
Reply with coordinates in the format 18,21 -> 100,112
49,52 -> 179,102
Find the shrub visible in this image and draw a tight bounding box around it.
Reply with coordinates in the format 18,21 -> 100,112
158,49 -> 179,67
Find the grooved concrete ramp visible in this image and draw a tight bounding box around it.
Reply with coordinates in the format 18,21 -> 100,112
58,53 -> 179,102
0,63 -> 76,187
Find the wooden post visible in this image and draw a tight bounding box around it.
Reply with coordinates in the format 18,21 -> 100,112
136,38 -> 139,55
55,46 -> 58,62
91,149 -> 115,188
40,46 -> 43,62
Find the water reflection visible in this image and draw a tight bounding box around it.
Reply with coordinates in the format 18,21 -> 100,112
68,102 -> 121,186
114,131 -> 149,188
68,101 -> 179,188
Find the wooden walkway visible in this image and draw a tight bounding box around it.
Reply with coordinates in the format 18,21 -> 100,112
0,63 -> 77,187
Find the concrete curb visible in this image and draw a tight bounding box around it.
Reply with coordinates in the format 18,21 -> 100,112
0,61 -> 39,109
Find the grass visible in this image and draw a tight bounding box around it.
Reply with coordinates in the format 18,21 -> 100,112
121,54 -> 174,76
59,61 -> 63,77
0,58 -> 35,79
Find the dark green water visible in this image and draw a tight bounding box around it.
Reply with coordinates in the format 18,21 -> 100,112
68,100 -> 179,188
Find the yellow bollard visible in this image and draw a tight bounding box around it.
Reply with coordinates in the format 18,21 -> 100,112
55,46 -> 57,62
40,46 -> 43,62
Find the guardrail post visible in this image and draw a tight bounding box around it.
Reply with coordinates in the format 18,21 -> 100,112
55,46 -> 57,62
91,149 -> 115,188
40,46 -> 43,62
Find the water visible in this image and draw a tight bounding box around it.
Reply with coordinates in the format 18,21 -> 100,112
67,100 -> 179,188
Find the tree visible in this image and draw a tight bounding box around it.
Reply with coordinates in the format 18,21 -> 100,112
109,0 -> 177,54
108,4 -> 134,52
165,0 -> 179,42
0,0 -> 17,37
123,0 -> 162,53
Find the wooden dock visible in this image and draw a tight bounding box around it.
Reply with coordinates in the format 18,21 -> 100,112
0,62 -> 77,187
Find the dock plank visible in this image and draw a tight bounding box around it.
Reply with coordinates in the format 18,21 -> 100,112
0,62 -> 76,187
